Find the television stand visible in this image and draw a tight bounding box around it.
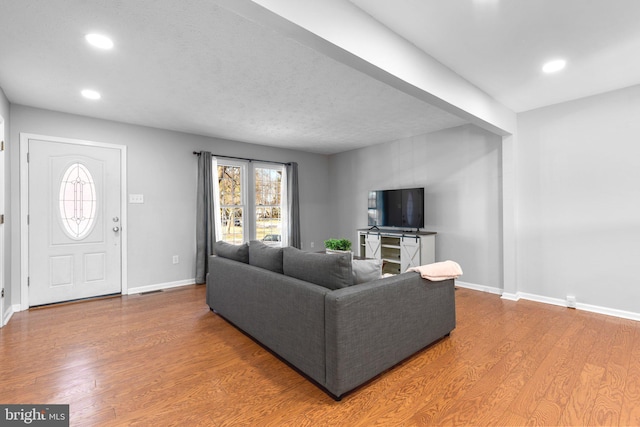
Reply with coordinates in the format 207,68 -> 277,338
357,229 -> 436,275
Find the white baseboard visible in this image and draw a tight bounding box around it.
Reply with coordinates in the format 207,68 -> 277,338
2,304 -> 18,327
500,292 -> 520,301
575,302 -> 640,322
127,279 -> 196,295
509,292 -> 568,308
455,280 -> 502,295
485,288 -> 640,322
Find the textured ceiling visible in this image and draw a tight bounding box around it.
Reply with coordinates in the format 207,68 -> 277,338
349,0 -> 640,113
2,0 -> 639,154
0,0 -> 466,154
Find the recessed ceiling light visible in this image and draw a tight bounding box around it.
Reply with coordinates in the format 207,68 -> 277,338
85,33 -> 113,50
81,89 -> 101,100
542,59 -> 566,73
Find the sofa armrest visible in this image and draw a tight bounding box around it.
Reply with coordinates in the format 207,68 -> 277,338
324,273 -> 455,398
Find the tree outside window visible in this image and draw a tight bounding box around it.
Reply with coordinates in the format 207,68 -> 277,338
255,167 -> 282,244
218,164 -> 244,244
216,161 -> 283,246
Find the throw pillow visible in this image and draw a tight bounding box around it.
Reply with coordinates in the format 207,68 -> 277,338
352,258 -> 383,285
282,247 -> 353,290
249,240 -> 284,273
214,241 -> 249,264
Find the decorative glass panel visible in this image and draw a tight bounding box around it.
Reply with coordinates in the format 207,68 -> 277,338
59,163 -> 97,239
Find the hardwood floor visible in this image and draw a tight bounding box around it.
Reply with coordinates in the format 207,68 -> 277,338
1,285 -> 639,426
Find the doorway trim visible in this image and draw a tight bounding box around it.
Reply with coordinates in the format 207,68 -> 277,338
20,133 -> 128,310
0,116 -> 4,326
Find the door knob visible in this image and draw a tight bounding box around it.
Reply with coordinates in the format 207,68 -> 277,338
113,226 -> 120,232
113,216 -> 119,222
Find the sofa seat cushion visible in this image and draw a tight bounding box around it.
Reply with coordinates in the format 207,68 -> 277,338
283,247 -> 352,290
249,240 -> 284,273
214,241 -> 249,263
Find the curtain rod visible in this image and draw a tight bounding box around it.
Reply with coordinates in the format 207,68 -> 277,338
193,151 -> 291,166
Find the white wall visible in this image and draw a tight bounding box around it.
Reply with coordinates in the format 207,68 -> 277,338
0,88 -> 10,310
8,105 -> 330,306
9,82 -> 640,320
516,84 -> 640,315
328,124 -> 502,289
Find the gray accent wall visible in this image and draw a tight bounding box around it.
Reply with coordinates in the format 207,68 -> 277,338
516,84 -> 640,313
8,105 -> 330,306
328,124 -> 503,289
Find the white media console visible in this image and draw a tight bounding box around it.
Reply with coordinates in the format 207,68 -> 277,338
357,229 -> 436,275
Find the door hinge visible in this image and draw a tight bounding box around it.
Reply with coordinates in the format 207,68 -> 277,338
1,288 -> 4,298
27,214 -> 29,225
27,277 -> 30,287
0,140 -> 4,151
26,152 -> 29,163
0,214 -> 4,224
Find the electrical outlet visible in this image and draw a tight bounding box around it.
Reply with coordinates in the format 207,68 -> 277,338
172,255 -> 179,264
566,295 -> 576,309
310,241 -> 315,248
129,194 -> 144,204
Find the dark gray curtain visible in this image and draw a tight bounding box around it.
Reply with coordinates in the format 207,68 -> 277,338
195,151 -> 216,283
287,162 -> 301,249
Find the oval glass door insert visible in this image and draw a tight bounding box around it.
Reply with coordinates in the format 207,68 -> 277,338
59,162 -> 97,239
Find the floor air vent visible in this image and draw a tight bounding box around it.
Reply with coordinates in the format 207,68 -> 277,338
140,290 -> 163,295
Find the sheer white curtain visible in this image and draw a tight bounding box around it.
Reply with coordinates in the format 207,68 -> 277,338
212,156 -> 222,241
280,166 -> 289,246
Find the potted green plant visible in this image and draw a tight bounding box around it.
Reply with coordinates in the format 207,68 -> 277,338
324,238 -> 352,257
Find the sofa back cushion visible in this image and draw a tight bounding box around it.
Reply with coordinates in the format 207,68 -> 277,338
283,247 -> 352,290
214,241 -> 249,263
249,240 -> 284,273
352,258 -> 383,285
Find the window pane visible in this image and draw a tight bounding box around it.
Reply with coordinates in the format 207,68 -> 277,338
220,207 -> 244,244
218,164 -> 244,244
255,167 -> 282,246
215,162 -> 284,246
218,165 -> 242,206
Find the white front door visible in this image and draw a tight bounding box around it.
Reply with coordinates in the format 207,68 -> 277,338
28,138 -> 122,306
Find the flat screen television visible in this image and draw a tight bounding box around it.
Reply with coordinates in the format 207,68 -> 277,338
367,187 -> 424,229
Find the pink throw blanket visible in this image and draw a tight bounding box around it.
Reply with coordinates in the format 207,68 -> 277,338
407,260 -> 463,281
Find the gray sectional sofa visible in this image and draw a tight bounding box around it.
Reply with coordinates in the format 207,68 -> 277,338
206,240 -> 456,399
